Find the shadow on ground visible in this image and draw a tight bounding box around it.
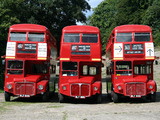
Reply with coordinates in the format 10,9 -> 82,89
10,91 -> 160,104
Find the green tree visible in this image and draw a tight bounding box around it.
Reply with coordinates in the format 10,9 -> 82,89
115,0 -> 151,25
142,0 -> 160,46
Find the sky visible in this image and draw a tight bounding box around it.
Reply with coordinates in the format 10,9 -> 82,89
85,0 -> 104,17
77,0 -> 104,25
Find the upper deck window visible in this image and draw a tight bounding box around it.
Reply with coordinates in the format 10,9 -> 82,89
28,33 -> 45,42
10,32 -> 26,41
135,33 -> 150,41
116,33 -> 132,42
64,34 -> 80,43
82,34 -> 98,43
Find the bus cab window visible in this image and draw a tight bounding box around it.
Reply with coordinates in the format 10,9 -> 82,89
82,65 -> 99,75
134,65 -> 151,74
32,64 -> 47,74
89,66 -> 99,75
83,65 -> 88,75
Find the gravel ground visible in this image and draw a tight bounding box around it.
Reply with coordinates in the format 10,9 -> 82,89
0,51 -> 160,120
0,90 -> 160,120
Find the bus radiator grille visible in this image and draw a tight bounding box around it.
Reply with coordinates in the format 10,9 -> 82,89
71,84 -> 90,97
126,83 -> 145,96
15,82 -> 35,96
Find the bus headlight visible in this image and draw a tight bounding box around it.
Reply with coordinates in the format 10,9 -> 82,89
62,86 -> 66,90
117,85 -> 121,90
7,84 -> 12,89
94,87 -> 98,91
149,85 -> 153,89
38,85 -> 44,90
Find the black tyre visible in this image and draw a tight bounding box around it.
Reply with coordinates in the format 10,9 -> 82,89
150,92 -> 156,102
42,86 -> 49,102
113,92 -> 119,103
59,93 -> 65,103
96,93 -> 102,103
4,91 -> 10,102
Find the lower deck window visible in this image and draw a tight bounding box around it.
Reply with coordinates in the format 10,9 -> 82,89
7,60 -> 23,74
116,61 -> 132,76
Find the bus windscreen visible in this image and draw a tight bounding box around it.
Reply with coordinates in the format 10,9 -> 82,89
135,33 -> 150,42
10,32 -> 26,41
64,34 -> 80,43
116,33 -> 132,42
28,33 -> 45,42
82,34 -> 98,43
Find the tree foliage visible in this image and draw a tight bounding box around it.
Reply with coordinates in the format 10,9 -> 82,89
142,0 -> 160,46
87,0 -> 160,54
0,0 -> 90,89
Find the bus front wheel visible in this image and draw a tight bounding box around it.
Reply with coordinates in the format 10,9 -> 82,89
113,92 -> 119,103
96,93 -> 102,103
59,93 -> 65,103
5,91 -> 10,101
150,92 -> 156,102
42,85 -> 49,102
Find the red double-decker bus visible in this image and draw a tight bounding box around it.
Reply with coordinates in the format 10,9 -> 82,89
58,25 -> 102,103
3,24 -> 57,101
106,25 -> 157,103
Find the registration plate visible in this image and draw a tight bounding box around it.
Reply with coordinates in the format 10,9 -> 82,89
130,95 -> 141,98
75,96 -> 85,99
19,94 -> 30,97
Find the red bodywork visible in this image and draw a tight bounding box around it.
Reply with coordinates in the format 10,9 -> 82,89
106,25 -> 156,99
4,24 -> 57,99
59,25 -> 102,99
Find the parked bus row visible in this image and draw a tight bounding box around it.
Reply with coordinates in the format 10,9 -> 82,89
1,24 -> 158,103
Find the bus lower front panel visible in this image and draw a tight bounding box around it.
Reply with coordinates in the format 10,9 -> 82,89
70,83 -> 90,98
125,83 -> 145,97
15,82 -> 35,97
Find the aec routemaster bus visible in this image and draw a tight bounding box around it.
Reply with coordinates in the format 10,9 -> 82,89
58,25 -> 102,103
2,24 -> 57,101
106,25 -> 157,103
